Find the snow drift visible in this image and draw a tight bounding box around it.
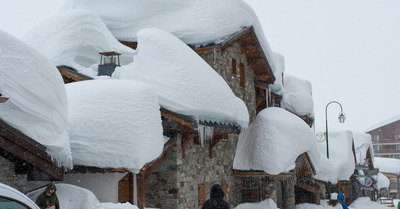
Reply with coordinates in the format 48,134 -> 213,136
0,29 -> 72,167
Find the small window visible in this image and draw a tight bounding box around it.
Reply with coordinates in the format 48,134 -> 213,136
373,135 -> 380,141
240,62 -> 245,88
395,134 -> 400,140
232,59 -> 237,76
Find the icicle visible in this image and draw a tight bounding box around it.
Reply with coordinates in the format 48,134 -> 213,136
198,124 -> 214,147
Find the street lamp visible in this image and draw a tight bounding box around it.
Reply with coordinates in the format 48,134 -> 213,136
325,101 -> 346,159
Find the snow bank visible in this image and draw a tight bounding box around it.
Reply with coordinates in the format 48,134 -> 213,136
21,9 -> 135,77
314,130 -> 355,182
66,79 -> 164,173
349,197 -> 389,209
282,74 -> 314,118
374,157 -> 400,175
29,183 -> 139,209
115,28 -> 249,127
233,107 -> 322,175
0,29 -> 72,167
234,199 -> 279,209
296,203 -> 324,209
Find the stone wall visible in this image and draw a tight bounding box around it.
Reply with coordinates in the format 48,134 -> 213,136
0,156 -> 27,192
197,43 -> 257,123
145,133 -> 241,209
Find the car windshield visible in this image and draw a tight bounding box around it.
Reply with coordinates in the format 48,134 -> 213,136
0,196 -> 29,209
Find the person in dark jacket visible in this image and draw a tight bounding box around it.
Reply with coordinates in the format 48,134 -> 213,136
337,193 -> 349,209
35,182 -> 60,209
201,184 -> 230,209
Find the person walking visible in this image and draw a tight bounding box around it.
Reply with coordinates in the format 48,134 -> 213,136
201,184 -> 230,209
337,193 -> 349,209
326,193 -> 343,209
35,182 -> 60,209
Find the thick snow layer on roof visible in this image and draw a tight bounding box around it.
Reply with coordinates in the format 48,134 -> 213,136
282,74 -> 314,118
21,9 -> 135,77
233,107 -> 324,175
66,79 -> 164,173
365,115 -> 400,132
269,52 -> 285,95
114,28 -> 249,127
0,29 -> 72,167
314,130 -> 355,181
61,0 -> 279,75
374,172 -> 390,190
374,157 -> 400,176
352,132 -> 374,166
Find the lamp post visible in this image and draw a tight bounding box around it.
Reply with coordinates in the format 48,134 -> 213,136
325,101 -> 346,159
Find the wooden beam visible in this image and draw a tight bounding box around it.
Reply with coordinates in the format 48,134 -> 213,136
0,97 -> 9,103
58,67 -> 90,83
161,109 -> 195,129
193,46 -> 222,54
0,122 -> 64,180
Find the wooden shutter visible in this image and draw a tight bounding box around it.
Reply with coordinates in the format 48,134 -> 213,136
240,62 -> 245,88
198,184 -> 206,207
232,59 -> 237,75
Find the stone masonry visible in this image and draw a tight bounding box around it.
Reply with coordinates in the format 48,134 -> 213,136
197,42 -> 257,123
145,133 -> 241,209
0,155 -> 28,192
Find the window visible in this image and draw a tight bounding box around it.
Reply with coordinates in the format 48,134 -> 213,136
396,144 -> 400,150
0,197 -> 29,209
373,135 -> 380,141
231,59 -> 237,76
240,62 -> 245,88
395,134 -> 400,140
373,145 -> 380,152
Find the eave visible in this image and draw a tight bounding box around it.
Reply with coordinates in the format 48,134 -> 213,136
0,119 -> 64,180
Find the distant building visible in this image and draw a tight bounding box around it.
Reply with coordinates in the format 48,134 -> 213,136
366,117 -> 400,159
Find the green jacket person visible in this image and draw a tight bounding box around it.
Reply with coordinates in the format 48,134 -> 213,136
35,182 -> 60,209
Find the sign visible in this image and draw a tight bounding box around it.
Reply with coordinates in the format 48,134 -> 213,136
364,177 -> 373,187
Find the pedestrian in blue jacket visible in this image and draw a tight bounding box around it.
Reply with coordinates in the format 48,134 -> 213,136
337,193 -> 349,209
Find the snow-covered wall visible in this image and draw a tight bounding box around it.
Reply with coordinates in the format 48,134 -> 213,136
0,29 -> 72,167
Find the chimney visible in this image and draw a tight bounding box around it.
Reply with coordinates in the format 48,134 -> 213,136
98,51 -> 121,76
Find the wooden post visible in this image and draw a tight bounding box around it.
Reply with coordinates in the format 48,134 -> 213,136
137,172 -> 146,209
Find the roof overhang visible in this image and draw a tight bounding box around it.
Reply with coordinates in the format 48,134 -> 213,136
0,119 -> 64,180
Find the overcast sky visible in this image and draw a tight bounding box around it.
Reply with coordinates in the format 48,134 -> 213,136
1,0 -> 399,133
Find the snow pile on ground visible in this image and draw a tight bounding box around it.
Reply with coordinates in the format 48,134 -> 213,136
352,132 -> 374,165
115,28 -> 249,127
314,130 -> 355,182
282,74 -> 314,118
66,79 -> 164,173
296,203 -> 324,209
374,157 -> 400,175
349,197 -> 390,209
234,199 -> 279,209
233,107 -> 324,175
21,9 -> 135,77
29,183 -> 139,209
0,29 -> 72,167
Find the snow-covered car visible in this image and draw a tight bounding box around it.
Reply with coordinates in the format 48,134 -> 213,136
0,183 -> 40,209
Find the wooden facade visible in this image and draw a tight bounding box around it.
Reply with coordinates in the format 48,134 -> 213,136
368,119 -> 400,159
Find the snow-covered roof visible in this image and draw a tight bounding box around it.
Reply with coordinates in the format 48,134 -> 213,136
374,157 -> 400,176
314,130 -> 356,181
352,132 -> 374,166
21,9 -> 135,77
114,28 -> 249,127
0,29 -> 72,167
282,74 -> 314,119
233,107 -> 323,175
365,115 -> 400,132
66,79 -> 164,173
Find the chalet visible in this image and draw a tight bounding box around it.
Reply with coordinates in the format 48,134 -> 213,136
366,116 -> 400,159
